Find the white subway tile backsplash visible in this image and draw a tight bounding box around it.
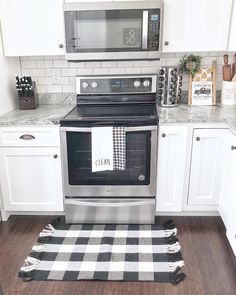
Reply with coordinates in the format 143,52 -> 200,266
21,60 -> 37,69
37,60 -> 53,68
29,69 -> 46,77
53,59 -> 69,68
20,53 -> 227,94
69,62 -> 85,68
101,61 -> 117,68
47,85 -> 62,93
60,77 -> 70,85
45,68 -> 60,77
117,61 -> 134,67
38,77 -> 53,85
37,85 -> 47,93
61,68 -> 77,76
125,67 -> 142,74
77,68 -> 93,75
28,56 -> 45,60
45,55 -> 61,60
93,68 -> 109,75
141,67 -> 158,74
85,62 -> 101,68
166,58 -> 180,66
62,85 -> 76,93
108,68 -> 125,75
133,60 -> 150,67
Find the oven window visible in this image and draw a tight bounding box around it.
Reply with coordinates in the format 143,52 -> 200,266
65,10 -> 143,53
66,131 -> 151,185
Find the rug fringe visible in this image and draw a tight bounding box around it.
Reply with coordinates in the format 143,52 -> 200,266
166,241 -> 181,253
37,223 -> 55,243
163,220 -> 176,230
164,228 -> 177,237
168,260 -> 184,272
20,257 -> 40,272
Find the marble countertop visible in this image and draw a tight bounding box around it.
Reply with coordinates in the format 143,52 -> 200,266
0,104 -> 74,126
0,103 -> 236,134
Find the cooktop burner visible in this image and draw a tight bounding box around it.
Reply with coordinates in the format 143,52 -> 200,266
61,103 -> 158,127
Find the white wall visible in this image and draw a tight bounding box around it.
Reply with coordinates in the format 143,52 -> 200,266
0,23 -> 21,116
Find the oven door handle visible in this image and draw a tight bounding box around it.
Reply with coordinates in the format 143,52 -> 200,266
65,199 -> 154,207
60,126 -> 157,132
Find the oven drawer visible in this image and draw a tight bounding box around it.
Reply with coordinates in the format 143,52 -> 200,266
0,127 -> 60,147
64,198 -> 155,224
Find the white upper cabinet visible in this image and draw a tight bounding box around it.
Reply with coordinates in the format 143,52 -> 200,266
188,129 -> 227,209
156,125 -> 188,212
0,0 -> 65,56
162,0 -> 233,52
228,0 -> 236,51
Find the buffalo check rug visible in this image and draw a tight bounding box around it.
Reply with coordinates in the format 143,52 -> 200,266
18,219 -> 186,284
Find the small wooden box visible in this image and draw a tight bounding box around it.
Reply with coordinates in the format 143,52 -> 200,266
18,82 -> 39,110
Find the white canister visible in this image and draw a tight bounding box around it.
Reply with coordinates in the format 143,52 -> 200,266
221,81 -> 236,105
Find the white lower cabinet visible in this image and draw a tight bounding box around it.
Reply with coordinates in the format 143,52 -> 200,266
219,130 -> 236,255
156,125 -> 188,212
0,127 -> 63,213
187,129 -> 227,210
0,147 -> 63,211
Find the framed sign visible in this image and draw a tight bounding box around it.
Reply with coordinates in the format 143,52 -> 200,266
188,60 -> 217,106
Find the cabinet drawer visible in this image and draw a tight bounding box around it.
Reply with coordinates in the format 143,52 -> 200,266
0,127 -> 60,147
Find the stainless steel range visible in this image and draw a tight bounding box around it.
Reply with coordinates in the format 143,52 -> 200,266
60,74 -> 158,224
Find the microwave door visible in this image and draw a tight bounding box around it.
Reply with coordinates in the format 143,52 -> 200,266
65,10 -> 144,53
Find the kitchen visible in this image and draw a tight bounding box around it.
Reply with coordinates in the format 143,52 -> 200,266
0,0 -> 236,294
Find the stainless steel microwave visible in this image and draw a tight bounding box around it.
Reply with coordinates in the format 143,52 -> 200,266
63,1 -> 163,61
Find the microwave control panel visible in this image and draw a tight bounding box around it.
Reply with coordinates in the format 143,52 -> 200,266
148,9 -> 161,51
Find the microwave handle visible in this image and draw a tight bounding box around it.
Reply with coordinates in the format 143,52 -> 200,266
142,11 -> 149,50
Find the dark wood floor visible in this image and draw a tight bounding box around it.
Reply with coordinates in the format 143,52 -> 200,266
0,216 -> 236,295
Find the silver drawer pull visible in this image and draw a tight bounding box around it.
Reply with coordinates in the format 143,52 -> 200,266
19,134 -> 35,140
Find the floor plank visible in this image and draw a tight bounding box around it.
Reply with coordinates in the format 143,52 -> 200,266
0,216 -> 235,295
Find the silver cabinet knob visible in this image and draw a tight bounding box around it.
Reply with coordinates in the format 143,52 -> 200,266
59,44 -> 64,48
162,133 -> 166,138
196,137 -> 200,141
231,146 -> 236,150
53,154 -> 58,159
164,41 -> 169,46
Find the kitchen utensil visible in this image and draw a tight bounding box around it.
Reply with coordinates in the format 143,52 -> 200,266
15,75 -> 38,110
232,53 -> 236,79
222,54 -> 232,81
157,67 -> 182,107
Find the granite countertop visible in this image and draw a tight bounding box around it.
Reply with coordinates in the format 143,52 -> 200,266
0,104 -> 74,126
157,104 -> 236,134
0,103 -> 236,134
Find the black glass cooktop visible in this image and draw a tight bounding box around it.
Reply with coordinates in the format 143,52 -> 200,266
60,103 -> 158,127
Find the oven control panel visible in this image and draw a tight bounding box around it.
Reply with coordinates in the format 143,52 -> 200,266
77,75 -> 157,95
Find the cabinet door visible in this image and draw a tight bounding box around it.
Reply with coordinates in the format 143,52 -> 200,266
228,0 -> 236,51
162,0 -> 232,52
219,130 -> 236,255
0,148 -> 63,211
0,0 -> 65,56
156,126 -> 188,212
188,129 -> 226,207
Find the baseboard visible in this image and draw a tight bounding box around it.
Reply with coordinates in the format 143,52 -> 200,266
0,211 -> 65,221
155,211 -> 220,216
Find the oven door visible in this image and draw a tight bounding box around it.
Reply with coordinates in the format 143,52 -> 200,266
60,126 -> 157,197
63,1 -> 162,60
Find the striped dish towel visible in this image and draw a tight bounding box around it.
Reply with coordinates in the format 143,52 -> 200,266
113,127 -> 126,170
